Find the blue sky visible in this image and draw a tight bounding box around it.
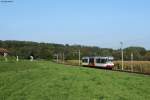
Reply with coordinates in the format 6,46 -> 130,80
0,0 -> 150,49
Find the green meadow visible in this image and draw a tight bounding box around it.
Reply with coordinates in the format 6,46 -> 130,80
0,61 -> 150,100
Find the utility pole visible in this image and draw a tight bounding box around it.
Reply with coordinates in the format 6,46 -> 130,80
131,53 -> 133,72
63,52 -> 64,63
56,54 -> 59,63
54,54 -> 59,63
73,49 -> 81,66
79,49 -> 80,66
120,42 -> 124,70
60,52 -> 62,63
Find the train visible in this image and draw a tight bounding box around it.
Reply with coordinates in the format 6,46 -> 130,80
82,56 -> 114,69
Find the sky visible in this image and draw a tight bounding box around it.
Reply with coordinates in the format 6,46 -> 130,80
0,0 -> 150,49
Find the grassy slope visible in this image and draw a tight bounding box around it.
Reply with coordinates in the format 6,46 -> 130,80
0,61 -> 150,100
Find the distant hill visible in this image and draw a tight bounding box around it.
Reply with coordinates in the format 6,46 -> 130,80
0,40 -> 149,60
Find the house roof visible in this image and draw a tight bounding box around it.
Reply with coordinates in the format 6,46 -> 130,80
0,48 -> 8,53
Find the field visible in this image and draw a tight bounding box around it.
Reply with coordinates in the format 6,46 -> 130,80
0,61 -> 150,100
114,61 -> 150,74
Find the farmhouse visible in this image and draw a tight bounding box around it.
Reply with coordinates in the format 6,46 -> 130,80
0,48 -> 9,56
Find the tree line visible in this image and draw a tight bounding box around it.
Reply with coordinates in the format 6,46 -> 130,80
0,40 -> 150,61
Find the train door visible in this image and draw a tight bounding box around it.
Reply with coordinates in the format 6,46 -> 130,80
89,57 -> 95,66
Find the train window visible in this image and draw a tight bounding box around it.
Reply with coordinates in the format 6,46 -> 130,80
96,59 -> 101,63
101,59 -> 107,63
82,59 -> 88,63
96,58 -> 107,63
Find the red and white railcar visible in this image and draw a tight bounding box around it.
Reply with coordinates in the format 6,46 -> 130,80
82,56 -> 114,69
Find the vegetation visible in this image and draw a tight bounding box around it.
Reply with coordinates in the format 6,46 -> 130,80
0,40 -> 150,61
114,61 -> 150,74
0,61 -> 150,100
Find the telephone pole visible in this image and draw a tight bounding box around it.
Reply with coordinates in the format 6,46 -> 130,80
120,42 -> 124,70
79,49 -> 80,66
131,53 -> 133,72
63,52 -> 64,63
54,54 -> 59,63
73,49 -> 81,66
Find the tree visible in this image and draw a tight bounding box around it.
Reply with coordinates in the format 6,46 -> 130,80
124,47 -> 146,60
0,40 -> 149,61
144,52 -> 150,61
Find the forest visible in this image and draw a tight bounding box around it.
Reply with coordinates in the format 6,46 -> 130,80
0,40 -> 150,61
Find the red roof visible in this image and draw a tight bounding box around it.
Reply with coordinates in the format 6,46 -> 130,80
0,48 -> 8,53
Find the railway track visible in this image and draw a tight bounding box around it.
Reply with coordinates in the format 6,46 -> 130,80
59,62 -> 150,76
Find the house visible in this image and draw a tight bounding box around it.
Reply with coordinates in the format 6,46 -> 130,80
0,48 -> 9,56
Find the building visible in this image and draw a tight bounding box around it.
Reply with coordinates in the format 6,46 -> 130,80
0,48 -> 9,56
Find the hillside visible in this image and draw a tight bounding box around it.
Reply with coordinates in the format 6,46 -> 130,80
0,61 -> 150,100
0,40 -> 150,61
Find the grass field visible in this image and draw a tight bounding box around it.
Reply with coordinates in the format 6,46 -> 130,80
0,61 -> 150,100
